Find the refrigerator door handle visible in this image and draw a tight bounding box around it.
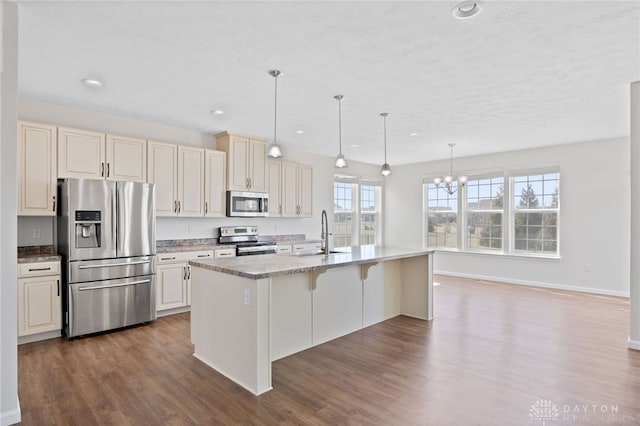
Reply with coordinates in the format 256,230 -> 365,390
78,279 -> 151,291
113,186 -> 118,252
78,260 -> 151,269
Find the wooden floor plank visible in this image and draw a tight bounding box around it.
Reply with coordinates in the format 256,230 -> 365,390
17,275 -> 640,425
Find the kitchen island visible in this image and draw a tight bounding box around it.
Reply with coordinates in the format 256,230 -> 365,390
189,245 -> 434,395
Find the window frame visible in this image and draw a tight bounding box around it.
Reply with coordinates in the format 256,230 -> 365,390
423,167 -> 560,259
334,174 -> 383,248
510,170 -> 560,257
465,175 -> 505,253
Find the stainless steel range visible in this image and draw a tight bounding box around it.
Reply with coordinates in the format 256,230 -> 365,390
219,226 -> 276,256
58,179 -> 156,338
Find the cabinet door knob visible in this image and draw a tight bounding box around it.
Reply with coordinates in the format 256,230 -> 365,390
101,162 -> 105,177
205,202 -> 208,214
52,196 -> 56,212
57,279 -> 60,297
178,201 -> 181,213
174,200 -> 177,213
107,163 -> 110,178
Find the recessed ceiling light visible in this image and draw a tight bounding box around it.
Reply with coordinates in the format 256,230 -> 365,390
452,1 -> 483,19
81,78 -> 103,88
409,132 -> 420,137
211,109 -> 225,115
349,144 -> 360,148
295,130 -> 304,134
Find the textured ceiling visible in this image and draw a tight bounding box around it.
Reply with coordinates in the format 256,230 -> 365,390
17,1 -> 640,165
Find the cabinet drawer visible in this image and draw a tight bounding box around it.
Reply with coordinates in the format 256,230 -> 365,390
215,248 -> 236,258
157,250 -> 213,264
293,243 -> 322,253
18,261 -> 60,278
275,245 -> 292,255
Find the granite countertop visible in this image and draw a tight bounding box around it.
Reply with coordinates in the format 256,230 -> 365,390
17,246 -> 61,264
189,245 -> 434,280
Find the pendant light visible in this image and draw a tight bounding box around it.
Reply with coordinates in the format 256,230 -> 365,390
380,113 -> 392,176
267,70 -> 283,158
334,95 -> 348,168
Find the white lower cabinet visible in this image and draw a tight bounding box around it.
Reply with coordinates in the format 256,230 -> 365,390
274,244 -> 292,255
156,250 -> 213,314
293,242 -> 322,254
214,247 -> 236,258
17,261 -> 61,339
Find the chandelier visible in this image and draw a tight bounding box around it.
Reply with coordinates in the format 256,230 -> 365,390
433,143 -> 467,195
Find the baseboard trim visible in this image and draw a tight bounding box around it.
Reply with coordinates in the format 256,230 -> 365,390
628,339 -> 640,351
0,396 -> 21,426
18,329 -> 61,345
434,270 -> 630,298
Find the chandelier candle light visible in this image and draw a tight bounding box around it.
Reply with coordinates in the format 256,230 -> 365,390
380,112 -> 391,176
267,70 -> 283,158
334,95 -> 348,168
434,143 -> 467,195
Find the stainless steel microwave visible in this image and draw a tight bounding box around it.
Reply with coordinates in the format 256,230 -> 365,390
226,191 -> 269,217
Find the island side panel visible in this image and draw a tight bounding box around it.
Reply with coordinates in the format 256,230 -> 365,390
271,273 -> 313,361
190,266 -> 272,395
363,260 -> 403,327
400,254 -> 433,320
313,265 -> 363,346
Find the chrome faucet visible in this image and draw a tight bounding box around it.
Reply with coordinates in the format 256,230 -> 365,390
321,209 -> 331,254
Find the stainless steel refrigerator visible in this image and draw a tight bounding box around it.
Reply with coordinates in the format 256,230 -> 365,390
58,179 -> 156,337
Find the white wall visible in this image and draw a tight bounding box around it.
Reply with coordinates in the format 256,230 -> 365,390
1,2 -> 21,424
386,138 -> 631,297
17,98 -> 380,246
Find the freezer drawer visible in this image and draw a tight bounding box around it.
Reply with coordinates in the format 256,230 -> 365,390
69,255 -> 156,283
67,275 -> 156,337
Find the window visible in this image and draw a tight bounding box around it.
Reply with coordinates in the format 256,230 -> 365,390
512,172 -> 559,256
334,176 -> 382,248
424,168 -> 560,257
466,177 -> 504,251
425,182 -> 458,249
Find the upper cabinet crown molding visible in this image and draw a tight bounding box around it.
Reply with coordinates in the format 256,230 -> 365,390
57,127 -> 146,182
216,131 -> 267,192
18,121 -> 58,216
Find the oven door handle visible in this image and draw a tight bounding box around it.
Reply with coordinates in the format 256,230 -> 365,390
78,260 -> 151,269
78,279 -> 151,291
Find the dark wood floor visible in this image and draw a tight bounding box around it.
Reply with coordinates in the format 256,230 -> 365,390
18,275 -> 640,425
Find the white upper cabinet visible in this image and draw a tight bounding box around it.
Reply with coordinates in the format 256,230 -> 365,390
204,149 -> 227,217
282,161 -> 313,218
298,163 -> 313,217
177,146 -> 205,217
18,121 -> 57,216
147,141 -> 204,217
147,141 -> 178,216
57,127 -> 106,179
216,132 -> 267,192
267,160 -> 282,217
105,134 -> 147,182
58,127 -> 146,182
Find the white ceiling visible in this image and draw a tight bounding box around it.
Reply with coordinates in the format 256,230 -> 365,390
17,1 -> 640,165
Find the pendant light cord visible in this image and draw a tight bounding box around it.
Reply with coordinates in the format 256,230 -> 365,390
448,143 -> 456,177
273,73 -> 278,144
383,114 -> 388,162
338,97 -> 342,155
